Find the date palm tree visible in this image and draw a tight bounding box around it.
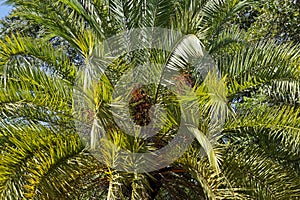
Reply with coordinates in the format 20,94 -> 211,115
0,0 -> 299,199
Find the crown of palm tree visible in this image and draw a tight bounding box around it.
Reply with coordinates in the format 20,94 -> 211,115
0,0 -> 300,199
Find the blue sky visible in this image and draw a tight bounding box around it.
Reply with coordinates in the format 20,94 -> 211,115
0,0 -> 13,19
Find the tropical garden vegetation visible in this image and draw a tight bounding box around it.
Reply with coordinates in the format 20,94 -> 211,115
0,0 -> 299,199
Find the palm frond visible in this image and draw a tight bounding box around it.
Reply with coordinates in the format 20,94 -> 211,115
0,34 -> 75,81
223,143 -> 300,199
262,79 -> 300,106
221,41 -> 300,98
225,105 -> 300,163
0,124 -> 96,199
200,0 -> 253,39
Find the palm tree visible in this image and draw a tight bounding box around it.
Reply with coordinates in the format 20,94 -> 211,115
0,0 -> 299,199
